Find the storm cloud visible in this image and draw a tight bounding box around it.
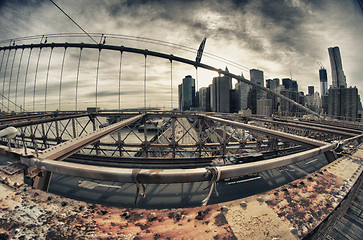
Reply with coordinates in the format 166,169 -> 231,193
0,0 -> 362,111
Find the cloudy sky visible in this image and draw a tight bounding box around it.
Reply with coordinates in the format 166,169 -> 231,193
0,0 -> 362,111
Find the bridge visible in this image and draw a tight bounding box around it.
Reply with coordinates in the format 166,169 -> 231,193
0,34 -> 362,239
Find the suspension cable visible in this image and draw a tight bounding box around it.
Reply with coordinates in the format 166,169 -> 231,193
59,47 -> 67,111
15,49 -> 24,112
144,55 -> 147,109
33,47 -> 42,112
8,49 -> 17,111
170,60 -> 173,110
0,50 -> 5,75
23,48 -> 33,112
95,48 -> 101,109
75,47 -> 82,111
2,49 -> 11,108
48,0 -> 97,44
45,47 -> 54,112
118,51 -> 123,112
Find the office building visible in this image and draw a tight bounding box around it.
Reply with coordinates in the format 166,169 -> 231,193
266,78 -> 279,90
319,68 -> 328,96
199,87 -> 210,112
178,84 -> 183,111
180,75 -> 195,111
235,75 -> 250,111
328,46 -> 347,88
211,75 -> 231,113
308,86 -> 314,96
328,87 -> 359,121
250,69 -> 264,114
282,78 -> 298,92
257,98 -> 272,116
266,78 -> 280,113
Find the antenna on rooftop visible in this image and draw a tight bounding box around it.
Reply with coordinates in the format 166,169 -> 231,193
317,61 -> 325,69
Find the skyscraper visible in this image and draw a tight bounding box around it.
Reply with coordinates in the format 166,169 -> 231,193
319,68 -> 328,96
328,87 -> 359,121
250,69 -> 264,114
266,78 -> 279,90
199,87 -> 210,112
235,76 -> 250,111
181,75 -> 195,111
211,75 -> 230,113
266,78 -> 279,113
328,46 -> 347,88
308,86 -> 314,96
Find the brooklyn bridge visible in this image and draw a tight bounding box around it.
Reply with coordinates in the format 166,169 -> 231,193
0,34 -> 362,239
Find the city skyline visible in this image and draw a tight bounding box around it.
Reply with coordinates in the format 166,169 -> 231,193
0,0 -> 362,109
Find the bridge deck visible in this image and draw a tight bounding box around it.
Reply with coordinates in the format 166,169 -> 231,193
0,143 -> 362,239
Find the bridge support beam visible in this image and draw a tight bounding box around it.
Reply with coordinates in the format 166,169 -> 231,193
33,171 -> 52,191
324,151 -> 337,163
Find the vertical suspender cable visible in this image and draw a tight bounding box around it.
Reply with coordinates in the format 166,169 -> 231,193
59,47 -> 67,111
24,48 -> 33,112
8,49 -> 17,111
170,60 -> 173,110
0,50 -> 5,75
144,55 -> 147,109
33,48 -> 42,112
195,67 -> 199,96
95,48 -> 101,109
118,51 -> 123,112
45,47 -> 54,112
2,49 -> 11,108
75,47 -> 82,111
15,49 -> 24,112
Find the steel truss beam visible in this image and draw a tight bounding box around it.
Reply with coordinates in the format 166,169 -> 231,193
201,115 -> 327,148
38,114 -> 145,161
18,134 -> 363,184
250,117 -> 359,137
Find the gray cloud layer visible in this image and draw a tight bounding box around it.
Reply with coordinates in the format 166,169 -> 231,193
0,0 -> 362,110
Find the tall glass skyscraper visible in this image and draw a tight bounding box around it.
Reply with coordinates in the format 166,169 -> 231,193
328,46 -> 347,88
319,68 -> 328,96
250,69 -> 264,114
181,75 -> 195,111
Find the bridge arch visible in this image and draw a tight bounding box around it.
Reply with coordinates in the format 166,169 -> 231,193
0,41 -> 318,116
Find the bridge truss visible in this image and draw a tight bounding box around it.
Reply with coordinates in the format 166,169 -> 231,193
0,35 -> 362,203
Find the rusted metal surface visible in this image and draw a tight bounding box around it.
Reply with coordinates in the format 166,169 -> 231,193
0,183 -> 236,239
0,144 -> 362,239
221,144 -> 363,239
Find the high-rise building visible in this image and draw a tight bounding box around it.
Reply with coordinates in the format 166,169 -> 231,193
266,78 -> 279,90
235,75 -> 250,111
266,78 -> 279,113
328,87 -> 359,121
328,46 -> 347,88
199,87 -> 210,112
180,75 -> 195,111
211,75 -> 230,113
250,69 -> 264,114
279,78 -> 301,116
257,98 -> 272,116
319,68 -> 328,96
209,84 -> 215,112
178,84 -> 183,111
308,86 -> 314,96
